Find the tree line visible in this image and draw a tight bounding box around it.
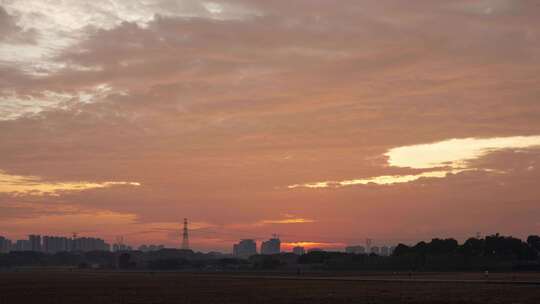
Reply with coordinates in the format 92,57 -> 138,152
1,234 -> 539,272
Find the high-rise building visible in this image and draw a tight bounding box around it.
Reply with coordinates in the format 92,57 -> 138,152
370,246 -> 380,255
0,236 -> 11,253
345,245 -> 366,254
13,240 -> 30,251
43,236 -> 70,253
72,237 -> 110,252
261,235 -> 281,255
381,246 -> 390,256
232,239 -> 257,258
292,246 -> 305,255
29,235 -> 42,252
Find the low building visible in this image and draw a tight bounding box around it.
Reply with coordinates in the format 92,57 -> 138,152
345,245 -> 366,254
292,246 -> 305,255
113,243 -> 132,252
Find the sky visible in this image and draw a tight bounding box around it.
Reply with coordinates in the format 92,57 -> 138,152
0,0 -> 540,252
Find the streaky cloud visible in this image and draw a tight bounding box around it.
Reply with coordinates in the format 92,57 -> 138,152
289,135 -> 540,189
0,170 -> 141,196
386,135 -> 540,169
288,170 -> 466,189
258,218 -> 316,225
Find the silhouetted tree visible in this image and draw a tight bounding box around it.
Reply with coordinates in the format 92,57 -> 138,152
392,244 -> 411,256
460,238 -> 484,257
527,235 -> 540,253
427,238 -> 458,255
484,234 -> 537,260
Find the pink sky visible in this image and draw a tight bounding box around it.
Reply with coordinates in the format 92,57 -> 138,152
1,0 -> 540,252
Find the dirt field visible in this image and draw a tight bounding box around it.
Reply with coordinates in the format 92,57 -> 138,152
0,271 -> 539,304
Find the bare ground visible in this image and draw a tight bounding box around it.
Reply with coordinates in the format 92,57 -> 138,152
0,271 -> 539,304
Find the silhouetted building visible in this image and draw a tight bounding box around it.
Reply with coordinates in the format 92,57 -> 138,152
345,245 -> 366,254
43,236 -> 70,253
72,237 -> 110,252
261,235 -> 281,255
113,243 -> 132,252
370,246 -> 380,255
29,235 -> 42,252
233,239 -> 257,258
0,236 -> 11,253
13,240 -> 30,251
308,248 -> 324,253
381,246 -> 390,256
292,246 -> 305,255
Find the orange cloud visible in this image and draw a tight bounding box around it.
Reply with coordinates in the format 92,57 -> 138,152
0,0 -> 540,252
289,135 -> 540,188
0,170 -> 141,196
258,218 -> 316,225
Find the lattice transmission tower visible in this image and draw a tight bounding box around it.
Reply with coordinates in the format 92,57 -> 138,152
181,218 -> 189,250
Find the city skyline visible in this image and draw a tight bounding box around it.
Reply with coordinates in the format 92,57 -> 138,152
0,227 -> 502,254
1,1 -> 540,253
0,230 -> 399,257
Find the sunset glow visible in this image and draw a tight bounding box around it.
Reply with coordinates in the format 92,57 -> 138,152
1,0 -> 540,252
288,170 -> 468,189
386,136 -> 540,170
0,171 -> 140,196
258,218 -> 316,225
289,135 -> 540,189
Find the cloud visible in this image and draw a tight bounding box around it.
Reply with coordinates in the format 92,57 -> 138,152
386,135 -> 540,169
0,208 -> 138,240
0,6 -> 36,44
289,135 -> 540,189
0,1 -> 540,250
288,170 -> 466,189
0,170 -> 140,196
258,218 -> 315,225
0,0 -> 260,75
0,84 -> 125,120
448,0 -> 523,16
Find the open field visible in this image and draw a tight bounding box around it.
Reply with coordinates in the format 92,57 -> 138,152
1,271 -> 540,304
